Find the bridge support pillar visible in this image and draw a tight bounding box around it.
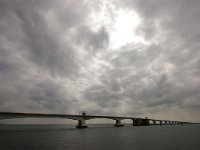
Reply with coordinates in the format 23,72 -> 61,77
153,120 -> 157,125
76,119 -> 88,128
159,121 -> 163,125
132,119 -> 137,126
142,118 -> 150,126
133,118 -> 150,126
114,120 -> 124,127
132,119 -> 142,126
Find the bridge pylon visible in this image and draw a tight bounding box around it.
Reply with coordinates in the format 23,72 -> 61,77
76,111 -> 87,128
114,119 -> 124,127
76,119 -> 87,128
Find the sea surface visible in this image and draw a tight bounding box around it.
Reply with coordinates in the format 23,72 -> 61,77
0,124 -> 200,150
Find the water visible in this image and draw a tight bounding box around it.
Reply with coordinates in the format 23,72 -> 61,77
0,124 -> 200,150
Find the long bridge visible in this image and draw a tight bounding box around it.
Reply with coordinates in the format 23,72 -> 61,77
0,112 -> 191,128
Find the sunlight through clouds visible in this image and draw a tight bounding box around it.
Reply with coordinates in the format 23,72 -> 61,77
0,0 -> 200,122
110,10 -> 143,49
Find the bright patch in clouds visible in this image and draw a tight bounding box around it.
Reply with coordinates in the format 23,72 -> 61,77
88,2 -> 147,50
110,10 -> 143,49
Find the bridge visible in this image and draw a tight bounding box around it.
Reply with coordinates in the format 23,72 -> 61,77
0,112 -> 191,128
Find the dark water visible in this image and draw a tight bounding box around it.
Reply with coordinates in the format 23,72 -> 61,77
0,124 -> 200,150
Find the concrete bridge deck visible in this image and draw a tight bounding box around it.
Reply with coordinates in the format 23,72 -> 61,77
0,112 -> 191,128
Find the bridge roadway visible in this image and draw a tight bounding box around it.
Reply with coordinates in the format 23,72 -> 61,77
0,112 -> 190,128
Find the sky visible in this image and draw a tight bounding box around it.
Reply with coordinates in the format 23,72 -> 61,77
0,0 -> 200,123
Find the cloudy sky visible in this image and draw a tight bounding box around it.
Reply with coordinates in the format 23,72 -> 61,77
0,0 -> 200,123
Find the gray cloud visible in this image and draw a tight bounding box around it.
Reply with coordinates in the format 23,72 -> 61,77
0,0 -> 200,122
75,26 -> 109,53
84,84 -> 120,107
25,79 -> 80,113
15,1 -> 80,77
0,0 -> 89,113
